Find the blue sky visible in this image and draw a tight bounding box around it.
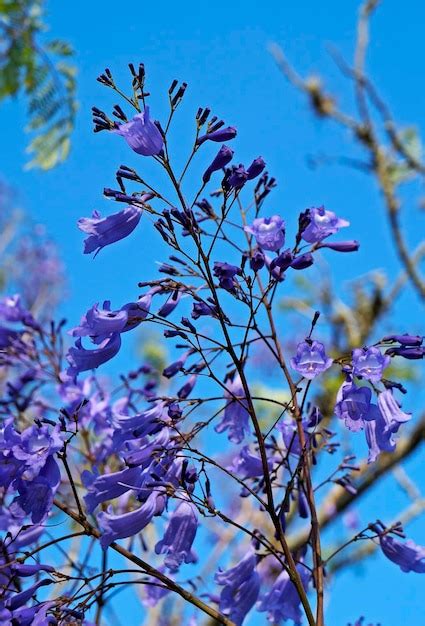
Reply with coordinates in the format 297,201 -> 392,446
1,0 -> 425,623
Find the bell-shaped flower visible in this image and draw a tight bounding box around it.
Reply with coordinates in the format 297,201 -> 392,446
70,300 -> 128,342
215,374 -> 250,444
78,206 -> 143,256
215,551 -> 260,626
66,333 -> 122,376
244,216 -> 285,252
112,106 -> 164,155
371,523 -> 425,573
203,145 -> 234,183
364,404 -> 397,463
377,389 -> 411,432
334,381 -> 372,432
290,340 -> 333,380
98,491 -> 162,549
155,500 -> 198,572
246,157 -> 266,180
301,206 -> 349,243
196,126 -> 237,146
83,466 -> 143,513
352,347 -> 390,382
257,564 -> 310,625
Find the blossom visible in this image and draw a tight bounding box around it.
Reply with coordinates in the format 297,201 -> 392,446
290,340 -> 333,379
246,157 -> 266,180
191,300 -> 219,319
213,261 -> 242,291
364,404 -> 396,463
98,492 -> 162,549
291,252 -> 314,270
215,551 -> 260,625
112,106 -> 163,155
66,333 -> 122,376
383,333 -> 423,346
257,564 -> 310,624
244,216 -> 285,252
203,145 -> 234,183
69,301 -> 128,341
227,165 -> 249,190
155,500 -> 198,571
0,294 -> 35,326
78,206 -> 143,255
317,240 -> 359,253
386,345 -> 425,359
334,381 -> 372,432
83,466 -> 143,513
215,374 -> 250,444
352,347 -> 390,382
301,206 -> 349,243
196,126 -> 237,145
11,456 -> 61,523
227,446 -> 269,479
371,524 -> 425,573
377,389 -> 411,431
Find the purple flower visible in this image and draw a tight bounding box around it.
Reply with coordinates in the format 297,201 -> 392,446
163,349 -> 193,378
70,301 -> 128,341
155,500 -> 198,572
215,551 -> 260,625
227,165 -> 249,190
244,216 -> 285,252
250,248 -> 265,271
0,295 -> 35,326
364,404 -> 396,463
83,466 -> 143,514
196,126 -> 237,146
352,347 -> 390,382
371,524 -> 425,573
98,492 -> 162,549
290,252 -> 314,270
177,374 -> 197,399
11,424 -> 63,476
246,157 -> 266,180
66,333 -> 122,376
213,261 -> 242,291
317,240 -> 359,253
112,106 -> 163,155
203,145 -> 234,183
78,206 -> 143,255
290,340 -> 333,380
301,206 -> 349,243
257,564 -> 310,625
11,457 -> 60,523
227,446 -> 270,480
386,345 -> 425,359
334,381 -> 372,432
383,333 -> 423,346
191,300 -> 219,319
215,374 -> 250,444
377,389 -> 411,431
157,290 -> 182,318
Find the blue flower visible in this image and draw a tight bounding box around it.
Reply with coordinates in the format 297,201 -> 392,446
290,340 -> 333,380
66,333 -> 122,376
215,374 -> 250,444
112,106 -> 163,155
78,206 -> 143,255
301,206 -> 349,243
155,500 -> 198,572
98,492 -> 162,549
215,551 -> 260,625
244,216 -> 285,252
203,145 -> 234,183
257,564 -> 310,625
352,347 -> 390,382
